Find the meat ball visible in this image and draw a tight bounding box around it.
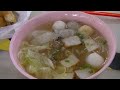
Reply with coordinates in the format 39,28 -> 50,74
66,21 -> 80,30
52,21 -> 66,33
58,29 -> 75,38
78,25 -> 94,36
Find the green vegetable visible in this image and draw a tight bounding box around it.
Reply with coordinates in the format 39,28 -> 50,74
26,65 -> 38,74
65,60 -> 70,63
95,36 -> 107,45
95,36 -> 107,52
79,64 -> 98,74
53,73 -> 74,79
35,67 -> 53,79
65,50 -> 72,56
49,47 -> 68,61
18,46 -> 56,79
54,64 -> 66,74
18,45 -> 54,68
79,64 -> 92,70
76,33 -> 86,43
76,33 -> 84,39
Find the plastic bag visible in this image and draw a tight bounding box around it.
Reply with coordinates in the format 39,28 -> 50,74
0,11 -> 31,39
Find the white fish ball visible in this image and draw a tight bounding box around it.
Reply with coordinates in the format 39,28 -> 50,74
52,21 -> 66,33
86,52 -> 104,67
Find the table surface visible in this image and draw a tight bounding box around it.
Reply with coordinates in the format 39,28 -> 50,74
1,11 -> 120,79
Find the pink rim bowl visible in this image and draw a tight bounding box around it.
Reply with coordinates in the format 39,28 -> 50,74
10,11 -> 116,79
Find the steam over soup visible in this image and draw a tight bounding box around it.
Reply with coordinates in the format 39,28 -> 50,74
18,20 -> 108,79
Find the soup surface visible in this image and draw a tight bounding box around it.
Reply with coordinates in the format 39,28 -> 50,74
18,20 -> 108,79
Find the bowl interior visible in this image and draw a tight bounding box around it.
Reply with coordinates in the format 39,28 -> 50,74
10,11 -> 116,79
